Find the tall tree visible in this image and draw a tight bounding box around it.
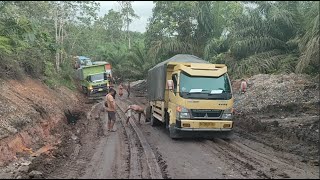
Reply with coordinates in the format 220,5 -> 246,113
117,1 -> 139,49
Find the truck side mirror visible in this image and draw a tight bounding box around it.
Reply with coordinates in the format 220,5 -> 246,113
167,80 -> 174,90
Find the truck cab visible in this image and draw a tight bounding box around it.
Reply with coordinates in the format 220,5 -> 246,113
147,54 -> 234,139
84,72 -> 109,96
76,62 -> 110,96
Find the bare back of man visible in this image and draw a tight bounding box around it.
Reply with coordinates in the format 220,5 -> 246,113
125,104 -> 145,125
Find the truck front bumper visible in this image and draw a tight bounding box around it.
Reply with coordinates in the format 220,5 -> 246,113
169,119 -> 234,139
177,119 -> 233,129
173,127 -> 232,131
170,124 -> 233,139
90,87 -> 109,94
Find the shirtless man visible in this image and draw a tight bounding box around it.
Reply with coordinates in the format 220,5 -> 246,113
124,104 -> 145,125
105,88 -> 117,132
126,81 -> 131,98
240,79 -> 248,94
118,83 -> 124,97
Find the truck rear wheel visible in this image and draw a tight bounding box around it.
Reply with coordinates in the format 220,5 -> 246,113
145,106 -> 151,122
150,115 -> 161,126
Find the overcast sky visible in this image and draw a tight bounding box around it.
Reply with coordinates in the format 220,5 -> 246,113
97,1 -> 155,33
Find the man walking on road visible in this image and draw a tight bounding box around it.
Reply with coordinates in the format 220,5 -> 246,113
125,104 -> 146,125
126,81 -> 131,98
118,83 -> 124,97
105,88 -> 117,132
240,79 -> 248,94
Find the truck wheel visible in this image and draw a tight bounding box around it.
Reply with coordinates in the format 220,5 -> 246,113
145,106 -> 151,122
169,126 -> 180,140
165,112 -> 170,130
221,131 -> 234,141
82,86 -> 87,94
150,115 -> 160,127
86,88 -> 91,96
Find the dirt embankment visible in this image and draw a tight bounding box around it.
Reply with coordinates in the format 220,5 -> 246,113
0,77 -> 86,168
232,73 -> 319,162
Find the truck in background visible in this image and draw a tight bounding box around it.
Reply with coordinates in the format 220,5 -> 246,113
73,56 -> 92,69
92,61 -> 114,88
75,62 -> 110,96
146,54 -> 234,139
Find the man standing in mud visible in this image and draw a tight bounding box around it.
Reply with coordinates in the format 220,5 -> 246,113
124,104 -> 146,125
118,83 -> 124,97
126,81 -> 131,98
105,88 -> 117,132
240,79 -> 248,94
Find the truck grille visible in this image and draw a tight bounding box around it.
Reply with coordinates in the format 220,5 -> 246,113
191,109 -> 222,119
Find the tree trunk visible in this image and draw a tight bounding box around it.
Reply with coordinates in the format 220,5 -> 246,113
127,11 -> 131,50
60,2 -> 65,64
58,7 -> 63,66
55,5 -> 60,72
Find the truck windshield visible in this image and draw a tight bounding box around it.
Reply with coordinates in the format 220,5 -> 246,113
179,72 -> 232,100
89,74 -> 105,82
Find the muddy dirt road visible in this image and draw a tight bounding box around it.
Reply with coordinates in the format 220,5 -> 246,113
2,88 -> 317,179
116,92 -> 319,179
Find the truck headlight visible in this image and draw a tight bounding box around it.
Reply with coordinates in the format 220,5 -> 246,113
222,108 -> 233,119
222,113 -> 232,119
177,106 -> 190,119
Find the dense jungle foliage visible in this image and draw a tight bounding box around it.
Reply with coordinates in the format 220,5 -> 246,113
0,1 -> 318,87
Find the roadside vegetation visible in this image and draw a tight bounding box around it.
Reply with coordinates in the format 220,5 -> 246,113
0,1 -> 318,87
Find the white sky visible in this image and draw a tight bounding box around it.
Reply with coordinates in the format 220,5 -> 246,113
97,1 -> 155,33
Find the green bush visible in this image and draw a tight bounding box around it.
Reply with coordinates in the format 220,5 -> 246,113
59,60 -> 76,90
43,60 -> 59,88
0,55 -> 24,80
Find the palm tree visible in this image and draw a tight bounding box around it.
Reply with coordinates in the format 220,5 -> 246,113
295,2 -> 319,74
216,1 -> 302,77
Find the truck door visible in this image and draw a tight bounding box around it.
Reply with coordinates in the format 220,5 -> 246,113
168,73 -> 179,125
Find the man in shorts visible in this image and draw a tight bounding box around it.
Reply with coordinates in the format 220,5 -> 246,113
126,81 -> 130,98
105,88 -> 117,132
124,104 -> 146,125
240,78 -> 248,94
118,83 -> 124,97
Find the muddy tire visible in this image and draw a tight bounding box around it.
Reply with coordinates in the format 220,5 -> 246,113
86,88 -> 91,97
145,106 -> 151,122
150,115 -> 160,127
220,131 -> 234,141
169,126 -> 181,139
165,111 -> 170,130
82,86 -> 87,94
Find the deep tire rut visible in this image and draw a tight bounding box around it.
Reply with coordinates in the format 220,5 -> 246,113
116,98 -> 164,179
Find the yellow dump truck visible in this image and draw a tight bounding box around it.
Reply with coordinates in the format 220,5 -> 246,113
146,54 -> 234,139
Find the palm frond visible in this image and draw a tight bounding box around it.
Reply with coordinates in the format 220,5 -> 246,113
230,50 -> 287,78
0,36 -> 12,53
296,10 -> 319,73
269,5 -> 295,28
148,38 -> 195,60
231,36 -> 287,58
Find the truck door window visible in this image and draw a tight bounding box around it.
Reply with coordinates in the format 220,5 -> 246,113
172,74 -> 177,95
